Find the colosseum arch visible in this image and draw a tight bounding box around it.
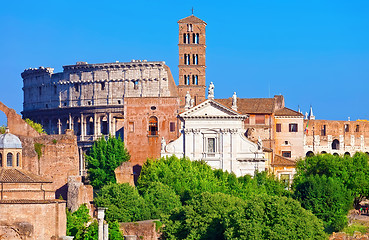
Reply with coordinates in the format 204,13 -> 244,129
332,139 -> 340,150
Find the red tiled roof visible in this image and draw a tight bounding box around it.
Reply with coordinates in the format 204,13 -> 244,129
271,155 -> 297,167
178,15 -> 207,25
0,168 -> 52,183
275,107 -> 303,117
216,98 -> 276,114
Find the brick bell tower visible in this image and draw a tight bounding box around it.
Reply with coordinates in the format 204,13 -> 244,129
177,14 -> 207,108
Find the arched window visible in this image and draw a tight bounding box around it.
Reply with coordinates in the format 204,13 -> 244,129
148,116 -> 158,136
184,75 -> 190,85
16,153 -> 20,167
306,151 -> 314,157
7,153 -> 13,167
192,33 -> 196,43
192,54 -> 198,65
0,153 -> 2,167
344,152 -> 350,157
187,24 -> 192,32
86,117 -> 94,135
333,153 -> 339,156
195,33 -> 199,44
332,139 -> 340,150
321,151 -> 327,154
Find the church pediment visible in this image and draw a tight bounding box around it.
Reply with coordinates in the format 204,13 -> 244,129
180,100 -> 247,119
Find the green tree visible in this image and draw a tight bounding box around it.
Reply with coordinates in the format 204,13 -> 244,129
293,153 -> 369,208
162,192 -> 326,240
67,204 -> 99,240
293,175 -> 353,233
142,182 -> 182,219
0,125 -> 6,134
137,156 -> 289,203
86,135 -> 130,189
94,183 -> 151,222
24,118 -> 46,134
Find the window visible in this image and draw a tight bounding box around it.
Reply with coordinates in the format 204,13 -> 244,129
150,106 -> 157,110
245,117 -> 250,124
129,122 -> 134,132
255,115 -> 265,124
0,153 -> 2,167
74,83 -> 79,92
184,75 -> 190,85
16,153 -> 20,167
170,122 -> 175,132
39,86 -> 42,96
276,123 -> 281,132
282,151 -> 291,158
192,75 -> 198,85
195,33 -> 199,44
148,116 -> 158,136
344,124 -> 349,132
321,125 -> 326,136
284,141 -> 289,145
101,82 -> 105,90
184,54 -> 190,65
356,125 -> 360,132
187,24 -> 193,32
54,85 -> 57,94
192,54 -> 198,65
134,80 -> 139,90
208,138 -> 215,153
289,123 -> 298,132
183,33 -> 190,44
332,139 -> 340,150
7,153 -> 13,167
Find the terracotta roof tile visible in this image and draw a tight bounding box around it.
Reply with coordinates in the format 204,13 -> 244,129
271,155 -> 296,167
178,15 -> 207,25
216,98 -> 276,114
0,168 -> 52,183
275,107 -> 303,117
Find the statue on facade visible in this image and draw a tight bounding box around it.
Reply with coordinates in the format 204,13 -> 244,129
257,136 -> 263,151
232,92 -> 237,111
208,82 -> 214,100
185,91 -> 191,109
190,98 -> 194,108
161,137 -> 166,152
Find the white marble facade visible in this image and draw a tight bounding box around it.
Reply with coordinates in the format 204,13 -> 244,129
161,100 -> 265,177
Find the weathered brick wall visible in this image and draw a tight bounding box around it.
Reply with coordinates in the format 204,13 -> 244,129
120,220 -> 160,240
0,201 -> 66,240
124,97 -> 179,167
20,131 -> 80,199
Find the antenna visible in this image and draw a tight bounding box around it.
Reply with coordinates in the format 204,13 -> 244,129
192,7 -> 194,15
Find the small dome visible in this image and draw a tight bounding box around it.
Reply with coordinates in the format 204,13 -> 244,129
0,129 -> 22,149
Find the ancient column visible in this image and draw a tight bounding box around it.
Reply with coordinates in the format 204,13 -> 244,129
81,114 -> 84,141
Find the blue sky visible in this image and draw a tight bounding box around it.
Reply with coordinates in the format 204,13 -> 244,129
0,0 -> 368,125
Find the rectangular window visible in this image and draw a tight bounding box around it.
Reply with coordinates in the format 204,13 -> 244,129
282,151 -> 291,158
356,125 -> 360,132
280,174 -> 290,186
101,82 -> 105,90
276,123 -> 281,132
134,81 -> 139,90
245,117 -> 250,124
129,122 -> 134,132
170,122 -> 175,132
321,125 -> 326,136
289,123 -> 298,132
208,138 -> 215,153
345,124 -> 349,132
255,115 -> 265,124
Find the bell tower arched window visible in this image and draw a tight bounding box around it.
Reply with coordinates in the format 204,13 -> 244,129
7,153 -> 13,167
148,116 -> 158,136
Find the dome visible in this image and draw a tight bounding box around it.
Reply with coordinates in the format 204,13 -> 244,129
0,129 -> 22,149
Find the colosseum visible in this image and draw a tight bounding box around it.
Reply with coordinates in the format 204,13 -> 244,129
21,60 -> 182,170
